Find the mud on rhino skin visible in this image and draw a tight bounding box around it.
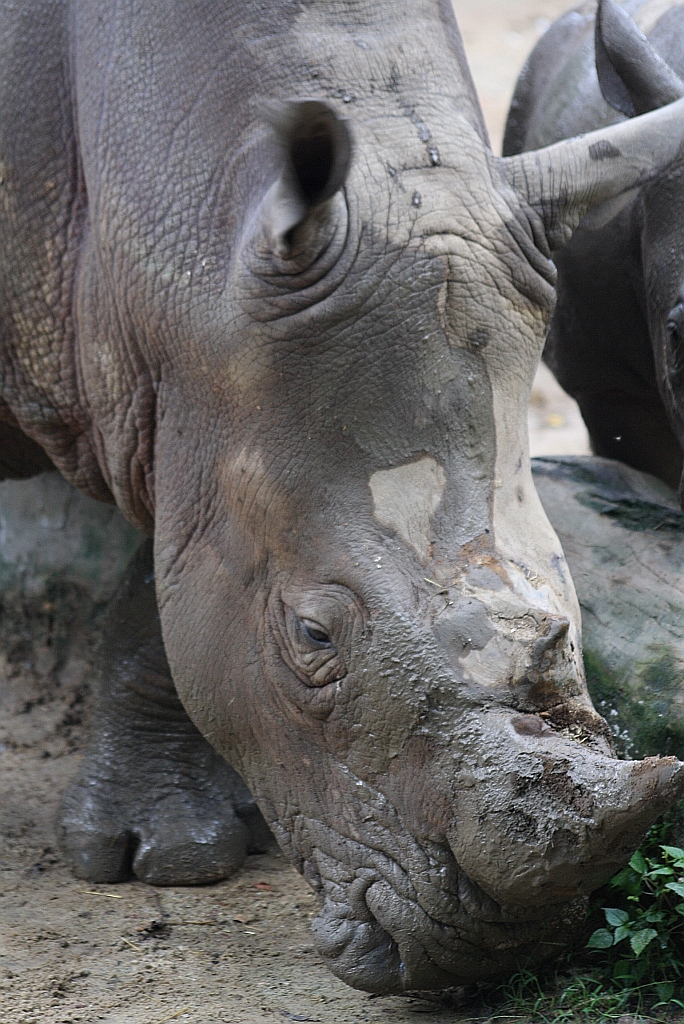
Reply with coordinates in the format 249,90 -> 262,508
4,0 -> 684,995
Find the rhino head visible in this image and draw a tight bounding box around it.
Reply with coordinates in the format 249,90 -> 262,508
70,0 -> 684,993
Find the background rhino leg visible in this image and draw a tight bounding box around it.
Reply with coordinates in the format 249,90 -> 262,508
59,539 -> 272,885
544,222 -> 683,491
571,388 -> 682,491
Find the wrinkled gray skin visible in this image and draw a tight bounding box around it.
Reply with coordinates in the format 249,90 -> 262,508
5,0 -> 684,995
504,0 -> 684,495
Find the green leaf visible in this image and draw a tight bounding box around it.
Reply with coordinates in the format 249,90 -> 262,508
610,867 -> 633,886
604,907 -> 630,927
655,981 -> 675,1003
610,867 -> 641,896
647,866 -> 674,877
614,925 -> 632,943
665,881 -> 684,899
587,928 -> 614,949
629,928 -> 658,956
629,850 -> 648,874
612,960 -> 635,981
662,846 -> 684,861
632,957 -> 649,981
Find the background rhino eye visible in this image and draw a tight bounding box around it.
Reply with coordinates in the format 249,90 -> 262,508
300,619 -> 331,646
667,302 -> 684,342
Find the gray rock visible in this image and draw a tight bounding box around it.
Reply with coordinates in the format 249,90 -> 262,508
0,471 -> 143,605
0,472 -> 142,684
533,455 -> 684,761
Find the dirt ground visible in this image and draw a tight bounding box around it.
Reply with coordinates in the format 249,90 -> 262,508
1,660 -> 462,1024
1,4 -> 590,1022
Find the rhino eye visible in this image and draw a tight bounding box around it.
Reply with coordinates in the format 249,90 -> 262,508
271,602 -> 347,688
300,619 -> 332,646
269,585 -> 365,701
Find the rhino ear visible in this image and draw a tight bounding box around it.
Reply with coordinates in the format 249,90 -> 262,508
500,94 -> 684,250
595,0 -> 684,117
262,100 -> 352,255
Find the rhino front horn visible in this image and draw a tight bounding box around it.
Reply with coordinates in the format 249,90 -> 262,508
450,718 -> 684,910
261,99 -> 353,254
575,755 -> 684,893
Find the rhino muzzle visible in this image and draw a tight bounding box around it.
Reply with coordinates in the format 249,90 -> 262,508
288,727 -> 684,994
253,563 -> 684,995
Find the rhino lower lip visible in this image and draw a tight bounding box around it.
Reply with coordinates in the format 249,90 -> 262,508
288,801 -> 586,994
308,844 -> 585,993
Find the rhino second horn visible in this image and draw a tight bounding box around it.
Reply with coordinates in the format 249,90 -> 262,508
596,0 -> 684,118
501,93 -> 684,250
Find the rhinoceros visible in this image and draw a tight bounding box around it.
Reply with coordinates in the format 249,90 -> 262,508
4,0 -> 684,995
504,0 -> 684,496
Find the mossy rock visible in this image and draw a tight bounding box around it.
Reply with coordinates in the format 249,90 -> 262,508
533,456 -> 684,762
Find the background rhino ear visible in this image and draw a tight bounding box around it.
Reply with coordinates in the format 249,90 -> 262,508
262,100 -> 352,254
595,0 -> 684,117
500,94 -> 684,250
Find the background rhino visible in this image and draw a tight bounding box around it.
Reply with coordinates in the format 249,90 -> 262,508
4,0 -> 684,995
504,0 -> 684,495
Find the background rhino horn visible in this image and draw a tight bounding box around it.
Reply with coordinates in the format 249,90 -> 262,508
261,99 -> 352,253
596,0 -> 684,117
500,94 -> 684,250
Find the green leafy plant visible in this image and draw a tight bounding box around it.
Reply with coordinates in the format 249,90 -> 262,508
584,831 -> 684,1011
462,823 -> 684,1022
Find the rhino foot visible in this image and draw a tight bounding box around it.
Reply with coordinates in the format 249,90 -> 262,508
59,735 -> 271,885
58,538 -> 272,885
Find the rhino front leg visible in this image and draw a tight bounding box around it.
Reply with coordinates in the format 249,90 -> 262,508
59,539 -> 272,885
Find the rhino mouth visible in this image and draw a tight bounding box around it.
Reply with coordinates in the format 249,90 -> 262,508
273,799 -> 584,995
265,736 -> 684,994
307,842 -> 582,994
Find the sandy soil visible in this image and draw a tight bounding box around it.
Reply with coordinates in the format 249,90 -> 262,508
1,4 -> 590,1022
